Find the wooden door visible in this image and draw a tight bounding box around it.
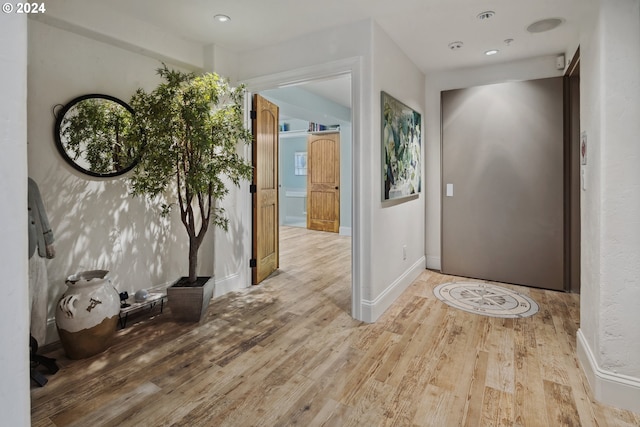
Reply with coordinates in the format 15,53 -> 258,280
252,94 -> 279,285
307,132 -> 340,233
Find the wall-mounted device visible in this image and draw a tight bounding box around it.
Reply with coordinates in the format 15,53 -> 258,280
446,183 -> 454,197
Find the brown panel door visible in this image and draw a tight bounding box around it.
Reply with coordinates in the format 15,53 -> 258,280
307,132 -> 340,233
252,94 -> 279,285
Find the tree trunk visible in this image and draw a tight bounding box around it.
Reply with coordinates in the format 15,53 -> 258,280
188,236 -> 198,283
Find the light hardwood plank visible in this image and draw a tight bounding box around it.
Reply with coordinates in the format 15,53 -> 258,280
543,379 -> 582,426
460,350 -> 489,427
31,226 -> 640,427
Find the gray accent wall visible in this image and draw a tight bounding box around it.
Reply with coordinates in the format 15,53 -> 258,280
441,77 -> 564,290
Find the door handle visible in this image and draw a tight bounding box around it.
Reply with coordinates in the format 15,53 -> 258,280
335,186 -> 339,190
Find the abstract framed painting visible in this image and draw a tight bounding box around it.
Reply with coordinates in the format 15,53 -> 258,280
381,91 -> 422,201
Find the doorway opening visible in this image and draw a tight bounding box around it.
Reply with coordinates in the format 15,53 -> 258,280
262,78 -> 350,233
243,62 -> 360,319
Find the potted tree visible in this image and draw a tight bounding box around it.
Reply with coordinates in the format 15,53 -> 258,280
128,65 -> 253,322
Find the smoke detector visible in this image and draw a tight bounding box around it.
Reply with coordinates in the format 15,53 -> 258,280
477,11 -> 495,21
448,41 -> 464,50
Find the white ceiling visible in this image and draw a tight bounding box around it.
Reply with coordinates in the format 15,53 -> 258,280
101,0 -> 591,74
50,0 -> 593,110
298,77 -> 352,109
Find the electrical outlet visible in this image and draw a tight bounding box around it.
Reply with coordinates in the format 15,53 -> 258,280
403,245 -> 407,260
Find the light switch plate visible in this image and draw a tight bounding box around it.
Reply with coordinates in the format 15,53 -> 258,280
446,183 -> 454,197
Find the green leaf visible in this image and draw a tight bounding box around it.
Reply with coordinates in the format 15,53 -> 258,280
128,65 -> 253,282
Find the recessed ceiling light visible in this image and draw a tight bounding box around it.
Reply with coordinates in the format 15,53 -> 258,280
448,41 -> 464,50
504,38 -> 514,46
526,18 -> 564,33
485,49 -> 499,56
214,14 -> 230,23
477,11 -> 495,20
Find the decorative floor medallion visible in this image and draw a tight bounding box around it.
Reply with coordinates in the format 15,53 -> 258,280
433,281 -> 539,318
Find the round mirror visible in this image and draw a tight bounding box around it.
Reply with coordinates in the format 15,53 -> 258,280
54,94 -> 140,178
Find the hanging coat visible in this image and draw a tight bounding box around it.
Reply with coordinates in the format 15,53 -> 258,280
28,178 -> 55,259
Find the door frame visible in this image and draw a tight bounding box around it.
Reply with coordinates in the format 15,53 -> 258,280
241,57 -> 363,320
564,47 -> 581,293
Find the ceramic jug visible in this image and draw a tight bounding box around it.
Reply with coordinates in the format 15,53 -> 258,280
55,270 -> 120,359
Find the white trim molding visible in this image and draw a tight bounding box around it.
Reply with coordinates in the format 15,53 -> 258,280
426,256 -> 441,271
360,257 -> 425,323
577,329 -> 640,413
213,273 -> 248,298
339,226 -> 352,236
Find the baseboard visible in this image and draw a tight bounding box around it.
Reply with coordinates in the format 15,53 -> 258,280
280,223 -> 351,236
361,256 -> 425,323
426,256 -> 441,271
284,215 -> 306,224
43,276 -> 248,345
577,328 -> 640,413
339,226 -> 352,236
43,280 -> 174,345
213,272 -> 248,298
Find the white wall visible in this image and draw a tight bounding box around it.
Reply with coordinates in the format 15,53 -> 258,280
367,23 -> 426,318
424,55 -> 564,270
27,20 -> 214,343
0,12 -> 30,427
33,2 -> 203,70
576,0 -> 640,413
237,19 -> 372,81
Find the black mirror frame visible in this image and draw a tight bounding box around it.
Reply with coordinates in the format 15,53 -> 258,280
54,94 -> 138,178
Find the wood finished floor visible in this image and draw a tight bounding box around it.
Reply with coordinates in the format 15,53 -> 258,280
32,226 -> 640,426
